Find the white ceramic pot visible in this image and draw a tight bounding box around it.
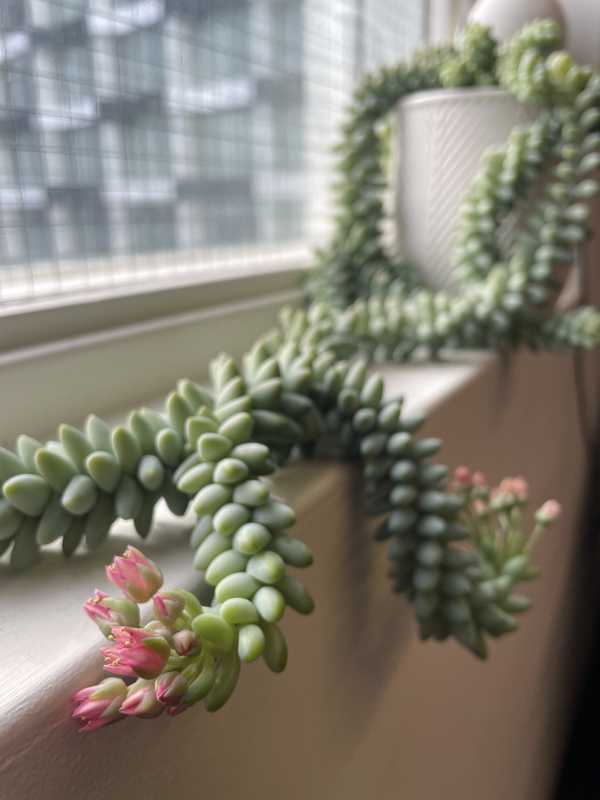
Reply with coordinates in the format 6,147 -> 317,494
393,87 -> 533,290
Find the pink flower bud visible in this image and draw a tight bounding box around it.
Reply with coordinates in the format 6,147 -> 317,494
119,678 -> 164,719
497,476 -> 528,502
173,629 -> 197,656
454,466 -> 471,487
153,591 -> 185,625
106,546 -> 163,603
536,499 -> 562,525
72,677 -> 127,733
473,499 -> 489,517
472,471 -> 487,488
144,619 -> 174,644
84,589 -> 140,638
102,626 -> 171,680
155,671 -> 189,706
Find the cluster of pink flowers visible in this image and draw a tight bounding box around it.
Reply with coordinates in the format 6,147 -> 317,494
73,546 -> 202,732
452,465 -> 487,490
73,477 -> 563,732
492,476 -> 529,507
450,466 -> 489,517
451,465 -> 562,533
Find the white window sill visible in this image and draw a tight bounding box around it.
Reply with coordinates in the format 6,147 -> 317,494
0,243 -> 311,353
0,348 -> 595,800
0,266 -> 306,442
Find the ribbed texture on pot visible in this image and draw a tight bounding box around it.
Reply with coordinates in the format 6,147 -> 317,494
394,88 -> 534,290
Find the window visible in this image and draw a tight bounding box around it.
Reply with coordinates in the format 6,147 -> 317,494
0,0 -> 424,306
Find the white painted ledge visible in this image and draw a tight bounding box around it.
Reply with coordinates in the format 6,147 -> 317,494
0,287 -> 302,443
1,348 -> 598,800
0,248 -> 310,353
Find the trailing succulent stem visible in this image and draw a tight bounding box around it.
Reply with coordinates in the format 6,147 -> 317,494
70,309 -> 559,730
3,307 -> 559,731
0,20 -> 574,730
307,20 -> 600,358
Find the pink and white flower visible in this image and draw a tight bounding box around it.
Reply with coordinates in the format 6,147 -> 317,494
119,678 -> 164,719
472,471 -> 487,488
72,677 -> 127,733
101,626 -> 170,680
497,476 -> 528,502
153,591 -> 185,625
155,671 -> 189,706
453,466 -> 472,487
472,498 -> 489,517
536,499 -> 562,525
84,589 -> 140,638
106,546 -> 163,603
173,630 -> 197,656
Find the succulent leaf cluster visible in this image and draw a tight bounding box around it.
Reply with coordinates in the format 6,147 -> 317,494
440,22 -> 498,88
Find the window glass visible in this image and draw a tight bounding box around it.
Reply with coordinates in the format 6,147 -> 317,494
0,0 -> 424,304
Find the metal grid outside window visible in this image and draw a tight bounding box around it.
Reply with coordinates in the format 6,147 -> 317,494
0,0 -> 424,306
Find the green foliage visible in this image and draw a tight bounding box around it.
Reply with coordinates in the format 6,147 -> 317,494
1,306 -> 549,666
2,23 -> 582,720
441,23 -> 498,87
307,20 -> 600,358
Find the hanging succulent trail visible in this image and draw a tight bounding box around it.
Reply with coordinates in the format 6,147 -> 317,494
1,305 -> 554,671
69,306 -> 560,729
0,20 -> 581,727
307,20 -> 600,358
